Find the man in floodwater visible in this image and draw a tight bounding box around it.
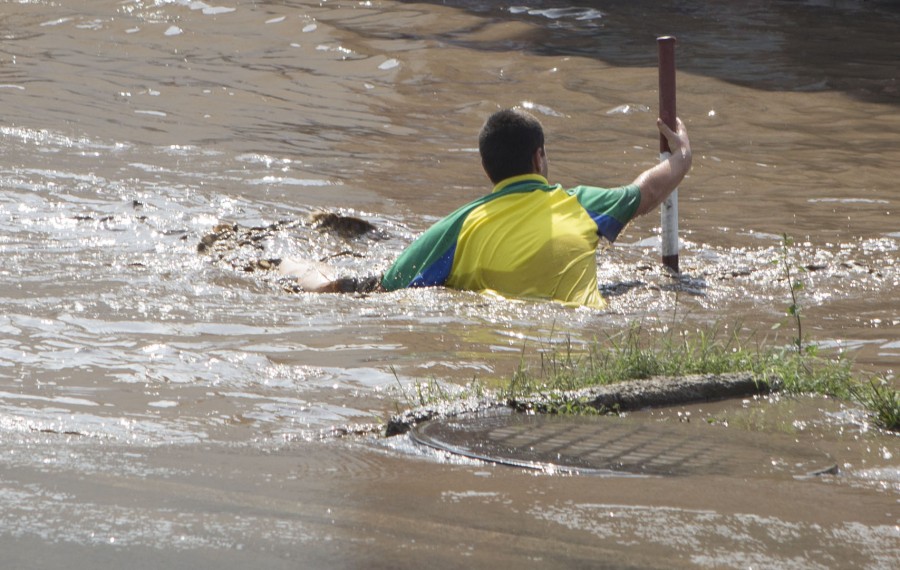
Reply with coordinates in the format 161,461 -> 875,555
381,108 -> 691,308
281,108 -> 691,308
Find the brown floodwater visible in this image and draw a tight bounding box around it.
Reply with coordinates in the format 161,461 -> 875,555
0,0 -> 897,567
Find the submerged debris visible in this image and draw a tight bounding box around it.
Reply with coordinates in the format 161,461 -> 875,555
198,212 -> 385,256
196,211 -> 387,293
386,396 -> 507,437
309,211 -> 384,239
197,220 -> 291,256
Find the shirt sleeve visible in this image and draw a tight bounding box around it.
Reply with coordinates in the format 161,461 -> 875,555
571,183 -> 641,242
380,210 -> 468,291
381,188 -> 512,291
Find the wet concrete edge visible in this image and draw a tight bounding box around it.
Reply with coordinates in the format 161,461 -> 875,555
385,372 -> 775,437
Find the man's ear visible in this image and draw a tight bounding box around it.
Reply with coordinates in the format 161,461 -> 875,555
532,147 -> 547,176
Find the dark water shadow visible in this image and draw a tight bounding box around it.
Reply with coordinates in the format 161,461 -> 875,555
393,0 -> 900,105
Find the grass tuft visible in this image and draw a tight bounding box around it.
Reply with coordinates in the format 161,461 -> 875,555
391,365 -> 487,409
502,322 -> 897,431
851,378 -> 900,431
502,323 -> 853,397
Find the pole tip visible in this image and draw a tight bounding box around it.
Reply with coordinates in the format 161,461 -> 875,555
657,35 -> 676,43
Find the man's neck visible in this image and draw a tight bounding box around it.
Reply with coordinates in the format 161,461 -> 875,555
491,173 -> 550,193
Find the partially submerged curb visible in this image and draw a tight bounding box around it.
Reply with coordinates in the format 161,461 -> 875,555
513,372 -> 774,413
385,397 -> 508,437
385,372 -> 774,437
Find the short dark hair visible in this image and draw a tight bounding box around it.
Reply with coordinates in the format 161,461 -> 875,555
478,108 -> 545,184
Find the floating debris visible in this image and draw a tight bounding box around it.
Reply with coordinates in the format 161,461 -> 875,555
309,211 -> 382,239
197,212 -> 387,293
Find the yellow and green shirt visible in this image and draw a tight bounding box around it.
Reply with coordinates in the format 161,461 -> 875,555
381,174 -> 641,308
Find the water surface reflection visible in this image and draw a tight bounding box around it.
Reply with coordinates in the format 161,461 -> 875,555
0,0 -> 897,567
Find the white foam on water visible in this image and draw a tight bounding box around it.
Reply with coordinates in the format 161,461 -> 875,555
40,17 -> 73,27
244,175 -> 336,187
606,104 -> 650,115
519,100 -> 565,117
0,405 -> 205,445
166,0 -> 237,16
0,391 -> 99,408
0,478 -> 318,550
441,490 -> 505,504
808,198 -> 890,204
378,58 -> 400,70
509,6 -> 604,21
532,502 -> 900,569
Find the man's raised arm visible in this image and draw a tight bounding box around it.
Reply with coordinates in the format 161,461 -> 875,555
632,118 -> 692,217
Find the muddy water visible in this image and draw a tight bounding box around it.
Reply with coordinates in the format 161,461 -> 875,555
1,0 -> 898,567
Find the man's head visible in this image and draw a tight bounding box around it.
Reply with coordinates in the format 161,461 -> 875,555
478,108 -> 546,184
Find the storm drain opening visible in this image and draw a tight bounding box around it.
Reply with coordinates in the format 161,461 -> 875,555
410,409 -> 837,478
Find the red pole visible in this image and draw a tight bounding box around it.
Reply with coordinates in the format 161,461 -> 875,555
657,36 -> 679,273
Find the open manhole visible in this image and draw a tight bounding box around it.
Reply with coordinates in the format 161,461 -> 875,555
411,409 -> 837,477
